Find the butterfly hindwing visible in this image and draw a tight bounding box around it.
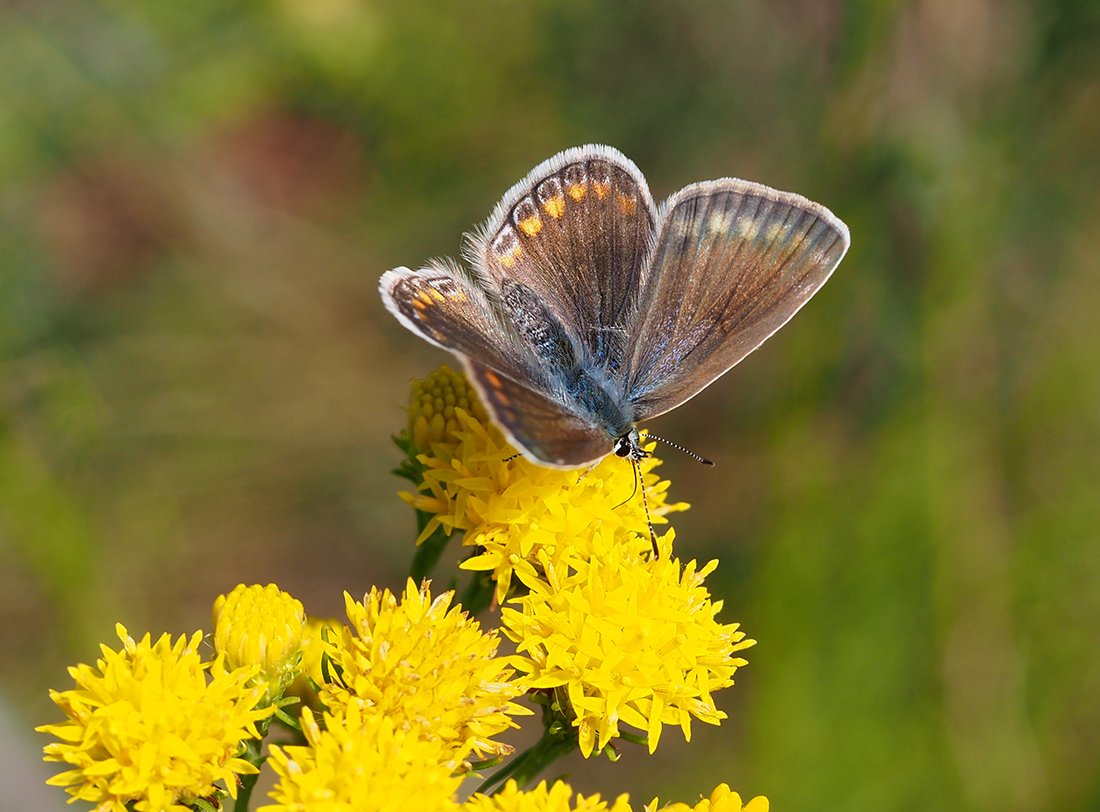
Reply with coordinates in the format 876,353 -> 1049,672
469,145 -> 657,373
466,362 -> 613,467
625,179 -> 850,420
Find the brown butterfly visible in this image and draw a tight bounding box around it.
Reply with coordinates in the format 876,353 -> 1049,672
381,145 -> 849,468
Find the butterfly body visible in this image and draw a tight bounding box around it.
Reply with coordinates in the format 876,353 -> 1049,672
381,145 -> 849,468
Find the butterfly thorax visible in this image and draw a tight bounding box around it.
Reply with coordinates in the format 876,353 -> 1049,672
563,366 -> 635,440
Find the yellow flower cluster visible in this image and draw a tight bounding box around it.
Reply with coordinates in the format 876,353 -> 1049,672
402,366 -> 688,603
402,366 -> 753,759
320,579 -> 530,768
503,532 -> 754,756
261,704 -> 462,812
38,624 -> 271,811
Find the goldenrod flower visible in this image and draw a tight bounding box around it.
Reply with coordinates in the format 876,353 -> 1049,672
407,363 -> 491,452
464,779 -> 631,812
645,784 -> 769,812
213,583 -> 307,702
401,366 -> 688,603
320,579 -> 530,766
38,624 -> 271,811
502,535 -> 754,757
261,705 -> 461,812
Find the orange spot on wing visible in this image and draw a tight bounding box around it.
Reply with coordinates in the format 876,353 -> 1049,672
543,195 -> 566,219
615,193 -> 637,216
567,182 -> 587,202
499,245 -> 523,268
518,215 -> 542,237
593,182 -> 611,200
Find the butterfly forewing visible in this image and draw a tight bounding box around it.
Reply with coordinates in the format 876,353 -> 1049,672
470,146 -> 657,373
626,180 -> 850,420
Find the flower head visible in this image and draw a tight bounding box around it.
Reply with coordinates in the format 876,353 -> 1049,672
464,779 -> 632,812
38,624 -> 271,811
645,784 -> 769,812
320,579 -> 530,767
401,366 -> 688,603
502,534 -> 754,757
261,705 -> 461,812
407,363 -> 491,452
213,583 -> 307,702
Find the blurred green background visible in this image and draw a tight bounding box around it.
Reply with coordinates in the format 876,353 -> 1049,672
3,1 -> 1099,810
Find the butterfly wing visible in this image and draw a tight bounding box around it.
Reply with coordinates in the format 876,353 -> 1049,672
467,363 -> 613,467
380,262 -> 609,467
625,179 -> 850,419
467,144 -> 657,373
380,260 -> 536,382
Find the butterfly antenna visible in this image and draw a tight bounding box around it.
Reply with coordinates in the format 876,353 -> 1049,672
502,452 -> 522,463
645,433 -> 715,466
634,457 -> 659,558
614,458 -> 658,555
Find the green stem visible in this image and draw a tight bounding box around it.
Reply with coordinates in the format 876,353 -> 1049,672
476,726 -> 578,796
232,735 -> 265,811
458,570 -> 495,615
409,512 -> 452,581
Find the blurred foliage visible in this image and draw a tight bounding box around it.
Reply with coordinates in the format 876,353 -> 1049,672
2,1 -> 1099,810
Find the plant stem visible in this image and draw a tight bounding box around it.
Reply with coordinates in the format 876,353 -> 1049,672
409,513 -> 452,581
232,735 -> 264,811
476,726 -> 578,796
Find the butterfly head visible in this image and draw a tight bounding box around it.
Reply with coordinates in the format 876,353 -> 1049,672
612,427 -> 647,462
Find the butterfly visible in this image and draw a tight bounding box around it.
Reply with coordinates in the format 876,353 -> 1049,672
380,145 -> 850,468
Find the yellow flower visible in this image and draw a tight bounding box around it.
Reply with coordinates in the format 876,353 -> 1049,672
213,583 -> 307,701
401,366 -> 688,603
320,579 -> 530,767
261,705 -> 461,812
502,534 -> 754,757
464,779 -> 632,812
645,784 -> 769,812
38,624 -> 272,811
407,363 -> 491,452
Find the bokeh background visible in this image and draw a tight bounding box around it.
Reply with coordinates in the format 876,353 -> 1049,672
3,1 -> 1099,810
